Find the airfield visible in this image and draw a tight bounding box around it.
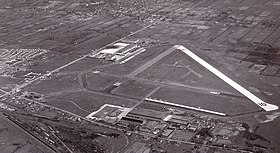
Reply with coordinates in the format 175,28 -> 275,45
1,0 -> 280,152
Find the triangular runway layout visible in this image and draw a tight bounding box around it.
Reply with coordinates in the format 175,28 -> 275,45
175,45 -> 278,112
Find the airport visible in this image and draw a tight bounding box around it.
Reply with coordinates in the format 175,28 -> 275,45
0,0 -> 280,152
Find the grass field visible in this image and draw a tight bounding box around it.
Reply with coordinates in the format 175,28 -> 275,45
111,79 -> 158,99
137,50 -> 242,95
150,87 -> 261,115
61,57 -> 112,72
45,90 -> 137,117
24,73 -> 81,95
29,53 -> 81,74
86,73 -> 120,91
0,76 -> 23,92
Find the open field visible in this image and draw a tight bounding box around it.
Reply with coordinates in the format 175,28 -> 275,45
86,72 -> 120,91
60,57 -> 112,73
29,54 -> 81,74
150,86 -> 261,116
45,90 -> 137,117
0,76 -> 22,92
24,73 -> 81,95
111,79 -> 158,99
137,49 -> 242,96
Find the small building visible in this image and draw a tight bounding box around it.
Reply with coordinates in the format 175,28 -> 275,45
162,129 -> 173,137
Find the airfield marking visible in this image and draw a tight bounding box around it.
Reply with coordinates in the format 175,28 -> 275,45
146,97 -> 227,116
175,45 -> 278,112
127,46 -> 177,77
